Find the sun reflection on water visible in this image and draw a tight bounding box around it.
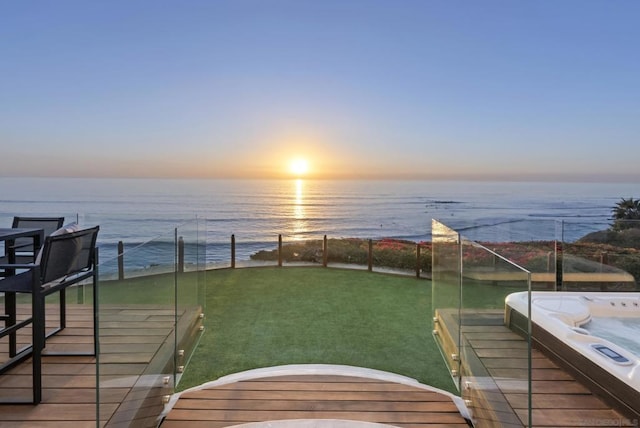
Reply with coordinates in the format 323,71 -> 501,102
292,179 -> 307,240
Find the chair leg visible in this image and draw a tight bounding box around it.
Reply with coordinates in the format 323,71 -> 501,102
92,275 -> 98,356
60,288 -> 66,330
32,293 -> 45,404
5,292 -> 17,357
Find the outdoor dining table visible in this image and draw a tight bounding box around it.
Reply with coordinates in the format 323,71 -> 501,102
0,227 -> 44,357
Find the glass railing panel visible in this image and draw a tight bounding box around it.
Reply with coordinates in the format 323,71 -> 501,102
431,220 -> 462,389
80,212 -> 180,270
452,218 -> 557,292
175,220 -> 206,391
460,239 -> 532,427
97,230 -> 177,428
478,240 -> 557,292
449,218 -> 557,294
83,212 -> 176,280
451,218 -> 557,244
561,220 -> 640,292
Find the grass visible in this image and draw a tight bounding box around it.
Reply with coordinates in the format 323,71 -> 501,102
178,267 -> 458,393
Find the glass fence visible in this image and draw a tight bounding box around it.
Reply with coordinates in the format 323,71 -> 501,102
561,220 -> 640,292
433,219 -> 533,427
95,219 -> 205,428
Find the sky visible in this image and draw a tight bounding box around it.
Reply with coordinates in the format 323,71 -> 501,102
1,1 -> 639,181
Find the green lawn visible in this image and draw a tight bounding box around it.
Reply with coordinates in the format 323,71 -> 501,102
178,267 -> 457,393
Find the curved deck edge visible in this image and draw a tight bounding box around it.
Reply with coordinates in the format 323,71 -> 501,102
229,419 -> 402,427
160,364 -> 470,423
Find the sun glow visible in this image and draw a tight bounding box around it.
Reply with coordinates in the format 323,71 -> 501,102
289,158 -> 309,176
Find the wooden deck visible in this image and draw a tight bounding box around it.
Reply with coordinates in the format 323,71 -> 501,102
161,369 -> 472,428
0,302 -> 202,428
434,309 -> 638,427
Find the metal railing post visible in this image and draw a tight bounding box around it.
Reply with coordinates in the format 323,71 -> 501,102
231,234 -> 236,268
178,236 -> 184,273
117,241 -> 124,280
323,235 -> 328,267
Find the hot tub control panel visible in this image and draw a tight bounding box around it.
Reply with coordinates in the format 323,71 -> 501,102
590,344 -> 632,365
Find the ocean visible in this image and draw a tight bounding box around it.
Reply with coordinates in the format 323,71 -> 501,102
0,177 -> 636,270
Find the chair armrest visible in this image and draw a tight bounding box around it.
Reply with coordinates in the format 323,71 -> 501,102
6,242 -> 34,250
0,263 -> 36,270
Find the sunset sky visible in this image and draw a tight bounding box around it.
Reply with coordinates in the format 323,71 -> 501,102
2,1 -> 639,181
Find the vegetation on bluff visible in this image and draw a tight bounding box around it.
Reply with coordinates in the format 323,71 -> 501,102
251,237 -> 432,273
251,198 -> 640,288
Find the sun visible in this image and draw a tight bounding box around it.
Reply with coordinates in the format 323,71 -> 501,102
289,158 -> 309,176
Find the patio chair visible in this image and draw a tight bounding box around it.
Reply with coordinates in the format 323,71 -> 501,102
0,225 -> 99,404
2,217 -> 65,264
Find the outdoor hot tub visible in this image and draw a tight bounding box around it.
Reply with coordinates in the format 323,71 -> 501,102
505,291 -> 640,419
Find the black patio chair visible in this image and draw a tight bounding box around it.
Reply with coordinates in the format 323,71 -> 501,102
3,217 -> 65,264
0,225 -> 99,404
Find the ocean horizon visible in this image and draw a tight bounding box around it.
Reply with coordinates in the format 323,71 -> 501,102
1,177 -> 637,269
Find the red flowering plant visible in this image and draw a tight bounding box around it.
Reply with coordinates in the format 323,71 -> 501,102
371,238 -> 431,271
